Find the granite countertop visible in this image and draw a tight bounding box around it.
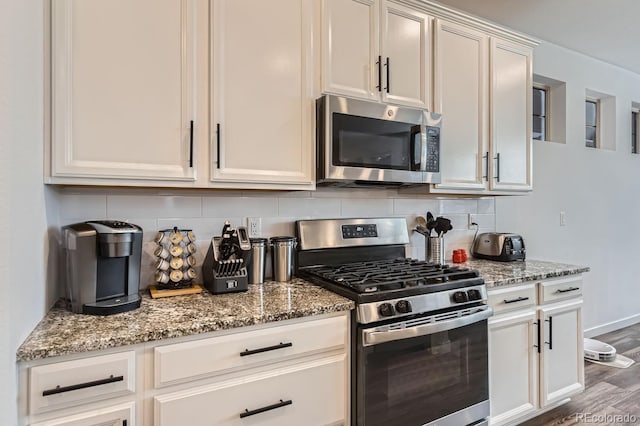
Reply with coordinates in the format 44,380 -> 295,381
458,258 -> 590,289
17,279 -> 354,363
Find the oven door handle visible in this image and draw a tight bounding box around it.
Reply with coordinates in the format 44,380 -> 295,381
362,307 -> 493,347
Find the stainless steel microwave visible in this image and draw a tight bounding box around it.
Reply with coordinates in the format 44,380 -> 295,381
316,95 -> 441,186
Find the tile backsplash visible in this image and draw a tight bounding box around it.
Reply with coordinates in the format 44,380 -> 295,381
55,187 -> 495,289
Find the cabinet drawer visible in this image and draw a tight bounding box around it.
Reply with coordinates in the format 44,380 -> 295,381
29,351 -> 135,415
487,283 -> 536,314
154,354 -> 346,426
30,402 -> 134,426
539,276 -> 583,304
154,315 -> 347,387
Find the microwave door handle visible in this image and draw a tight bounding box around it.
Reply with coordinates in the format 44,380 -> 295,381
410,125 -> 427,171
362,307 -> 493,347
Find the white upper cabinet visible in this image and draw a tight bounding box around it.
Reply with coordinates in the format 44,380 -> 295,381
49,0 -> 201,182
211,0 -> 315,188
380,1 -> 431,107
321,0 -> 431,108
322,0 -> 379,101
422,22 -> 534,195
490,38 -> 533,191
433,19 -> 488,190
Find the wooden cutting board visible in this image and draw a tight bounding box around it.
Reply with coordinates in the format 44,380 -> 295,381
149,283 -> 204,298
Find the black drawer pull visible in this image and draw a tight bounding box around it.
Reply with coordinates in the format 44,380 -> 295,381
240,342 -> 292,357
240,399 -> 292,418
503,296 -> 529,304
555,286 -> 580,294
42,375 -> 123,396
545,316 -> 553,350
533,319 -> 541,353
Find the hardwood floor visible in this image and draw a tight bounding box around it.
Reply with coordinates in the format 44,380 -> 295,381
521,323 -> 640,425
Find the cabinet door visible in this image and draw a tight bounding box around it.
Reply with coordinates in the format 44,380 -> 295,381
211,0 -> 314,188
539,299 -> 585,407
433,19 -> 488,190
31,402 -> 133,426
154,354 -> 346,426
380,1 -> 430,108
490,38 -> 533,191
321,0 -> 379,100
51,0 -> 198,181
488,309 -> 538,426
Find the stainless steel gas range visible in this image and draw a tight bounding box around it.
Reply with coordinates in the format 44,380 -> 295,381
295,218 -> 493,426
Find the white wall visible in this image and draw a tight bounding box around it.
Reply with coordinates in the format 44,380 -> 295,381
497,41 -> 640,336
1,0 -> 55,424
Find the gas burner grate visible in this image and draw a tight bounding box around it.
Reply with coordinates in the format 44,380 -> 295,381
303,258 -> 480,293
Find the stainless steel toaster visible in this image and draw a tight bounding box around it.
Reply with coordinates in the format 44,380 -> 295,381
471,232 -> 525,262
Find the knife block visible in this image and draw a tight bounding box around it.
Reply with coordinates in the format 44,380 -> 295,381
202,237 -> 250,294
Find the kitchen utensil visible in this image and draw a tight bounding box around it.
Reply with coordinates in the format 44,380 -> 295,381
434,217 -> 453,236
426,212 -> 436,236
202,222 -> 251,294
270,236 -> 297,282
416,216 -> 427,229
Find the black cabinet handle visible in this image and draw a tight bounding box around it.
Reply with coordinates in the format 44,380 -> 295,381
376,56 -> 382,92
503,296 -> 529,304
483,152 -> 489,181
240,342 -> 292,357
123,421 -> 127,426
216,123 -> 221,169
385,57 -> 390,93
240,399 -> 292,418
555,287 -> 580,294
545,316 -> 553,350
534,319 -> 541,353
494,153 -> 501,182
189,120 -> 194,168
42,375 -> 123,396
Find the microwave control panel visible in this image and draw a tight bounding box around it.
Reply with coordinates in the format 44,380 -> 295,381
426,126 -> 440,173
342,224 -> 378,239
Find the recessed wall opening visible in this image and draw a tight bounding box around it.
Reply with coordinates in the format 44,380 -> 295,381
532,74 -> 566,144
632,102 -> 640,154
585,89 -> 616,151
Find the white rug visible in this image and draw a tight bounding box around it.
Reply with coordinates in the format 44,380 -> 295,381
585,354 -> 635,368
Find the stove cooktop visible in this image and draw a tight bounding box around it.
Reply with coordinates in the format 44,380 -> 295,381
298,258 -> 484,303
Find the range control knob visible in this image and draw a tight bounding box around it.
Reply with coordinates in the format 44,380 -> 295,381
453,291 -> 469,303
378,303 -> 395,317
395,300 -> 412,314
467,289 -> 482,301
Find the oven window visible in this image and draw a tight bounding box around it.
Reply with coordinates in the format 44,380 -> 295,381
332,113 -> 418,170
358,320 -> 488,426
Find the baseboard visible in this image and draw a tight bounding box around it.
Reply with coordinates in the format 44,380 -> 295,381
584,313 -> 640,338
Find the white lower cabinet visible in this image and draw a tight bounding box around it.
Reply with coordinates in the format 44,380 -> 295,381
154,354 -> 346,425
488,309 -> 538,425
539,299 -> 584,407
19,312 -> 349,426
488,277 -> 584,426
31,403 -> 134,426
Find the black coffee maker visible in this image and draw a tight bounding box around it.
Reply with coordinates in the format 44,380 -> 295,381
62,220 -> 143,315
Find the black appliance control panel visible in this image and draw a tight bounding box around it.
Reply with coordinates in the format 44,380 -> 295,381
342,224 -> 378,239
425,126 -> 440,173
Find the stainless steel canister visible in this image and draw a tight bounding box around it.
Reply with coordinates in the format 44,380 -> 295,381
270,236 -> 297,282
426,236 -> 445,265
248,238 -> 268,284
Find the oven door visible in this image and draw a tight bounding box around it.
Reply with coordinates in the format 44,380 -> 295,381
356,307 -> 492,426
